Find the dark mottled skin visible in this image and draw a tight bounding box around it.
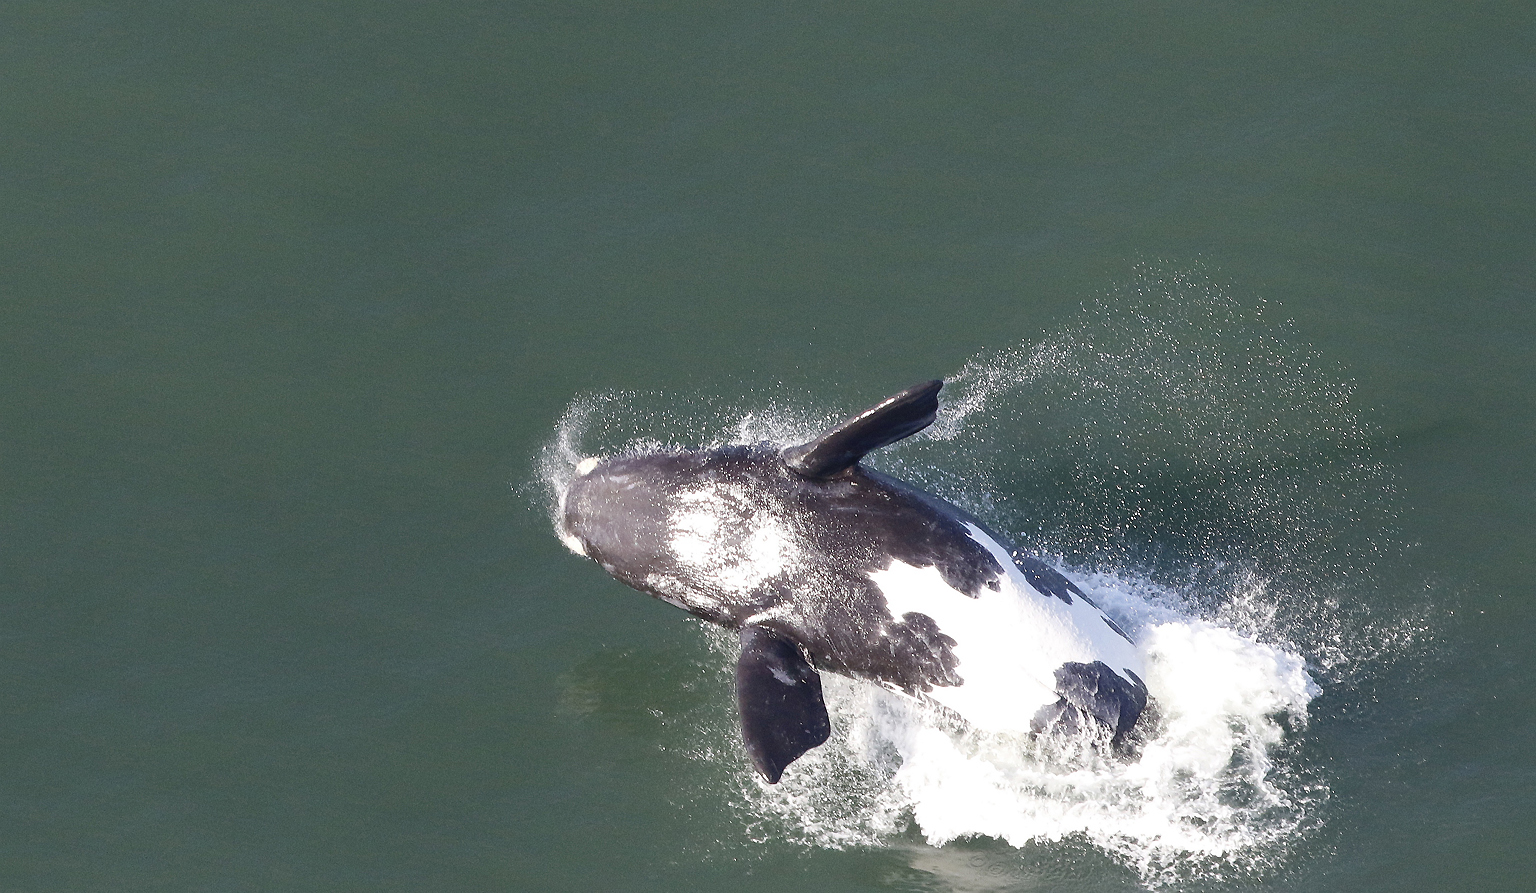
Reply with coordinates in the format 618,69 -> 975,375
565,445 -> 1011,694
562,381 -> 1150,780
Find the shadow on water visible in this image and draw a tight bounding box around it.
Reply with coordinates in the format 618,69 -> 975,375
556,643 -> 728,741
880,839 -> 1143,893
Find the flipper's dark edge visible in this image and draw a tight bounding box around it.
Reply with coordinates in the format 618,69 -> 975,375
782,379 -> 942,479
735,626 -> 831,783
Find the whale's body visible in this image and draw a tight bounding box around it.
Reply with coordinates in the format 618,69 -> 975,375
559,380 -> 1148,782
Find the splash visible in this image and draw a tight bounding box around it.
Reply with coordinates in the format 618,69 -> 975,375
539,267 -> 1416,885
908,268 -> 1392,576
727,568 -> 1324,885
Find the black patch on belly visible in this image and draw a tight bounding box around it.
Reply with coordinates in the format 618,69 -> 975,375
768,572 -> 963,695
1031,660 -> 1149,745
1010,552 -> 1082,605
825,468 -> 1006,598
1010,552 -> 1134,642
883,611 -> 963,691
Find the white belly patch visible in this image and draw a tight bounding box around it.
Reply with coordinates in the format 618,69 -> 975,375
868,523 -> 1144,734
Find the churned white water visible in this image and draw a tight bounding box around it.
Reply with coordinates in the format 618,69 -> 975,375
732,568 -> 1322,884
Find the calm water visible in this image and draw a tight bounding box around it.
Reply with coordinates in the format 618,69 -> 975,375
3,2 -> 1533,890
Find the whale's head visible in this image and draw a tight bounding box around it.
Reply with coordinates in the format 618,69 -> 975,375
559,452 -> 682,569
559,445 -> 800,617
556,380 -> 945,625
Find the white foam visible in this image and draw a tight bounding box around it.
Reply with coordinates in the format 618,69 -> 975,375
741,568 -> 1323,884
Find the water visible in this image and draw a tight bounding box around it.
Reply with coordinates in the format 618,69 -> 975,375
3,2 -> 1533,891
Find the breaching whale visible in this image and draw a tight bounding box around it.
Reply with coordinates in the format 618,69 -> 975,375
558,380 -> 1148,783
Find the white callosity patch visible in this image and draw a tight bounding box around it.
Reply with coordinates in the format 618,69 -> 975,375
869,523 -> 1144,734
666,486 -> 796,608
558,530 -> 587,557
555,456 -> 601,556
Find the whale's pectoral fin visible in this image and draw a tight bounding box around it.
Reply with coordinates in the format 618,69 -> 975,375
735,625 -> 831,783
782,379 -> 942,478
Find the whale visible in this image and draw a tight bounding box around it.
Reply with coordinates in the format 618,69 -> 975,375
557,379 -> 1148,783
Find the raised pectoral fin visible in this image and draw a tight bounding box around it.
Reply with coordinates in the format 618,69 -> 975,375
735,626 -> 831,783
781,379 -> 942,478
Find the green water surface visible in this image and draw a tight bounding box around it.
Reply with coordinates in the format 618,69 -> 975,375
2,2 -> 1533,890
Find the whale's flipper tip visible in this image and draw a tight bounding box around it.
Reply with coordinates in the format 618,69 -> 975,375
735,625 -> 831,784
782,379 -> 943,479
